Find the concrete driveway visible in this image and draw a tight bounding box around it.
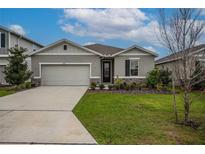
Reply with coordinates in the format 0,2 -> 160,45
0,86 -> 96,144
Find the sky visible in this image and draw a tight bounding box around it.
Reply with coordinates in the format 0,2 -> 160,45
0,8 -> 205,58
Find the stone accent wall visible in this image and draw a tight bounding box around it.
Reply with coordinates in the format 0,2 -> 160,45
31,78 -> 41,87
90,78 -> 101,84
114,78 -> 146,84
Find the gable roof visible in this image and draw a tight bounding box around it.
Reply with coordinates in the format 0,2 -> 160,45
0,25 -> 44,47
29,39 -> 104,56
155,44 -> 205,65
84,43 -> 124,56
112,45 -> 158,57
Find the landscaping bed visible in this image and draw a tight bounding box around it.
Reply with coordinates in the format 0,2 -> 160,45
88,89 -> 173,94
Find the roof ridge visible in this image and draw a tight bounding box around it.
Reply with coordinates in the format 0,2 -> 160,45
84,43 -> 124,49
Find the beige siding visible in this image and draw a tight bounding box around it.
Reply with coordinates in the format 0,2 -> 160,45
10,34 -> 41,52
115,55 -> 155,77
122,48 -> 149,55
31,55 -> 101,77
40,42 -> 94,54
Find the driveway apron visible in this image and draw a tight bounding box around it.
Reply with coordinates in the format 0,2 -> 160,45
0,86 -> 96,144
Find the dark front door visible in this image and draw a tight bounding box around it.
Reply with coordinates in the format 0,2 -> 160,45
103,61 -> 111,83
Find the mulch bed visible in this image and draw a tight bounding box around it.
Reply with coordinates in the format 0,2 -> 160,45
88,89 -> 173,94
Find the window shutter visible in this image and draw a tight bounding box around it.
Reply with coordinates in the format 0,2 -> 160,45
1,33 -> 6,48
125,60 -> 130,76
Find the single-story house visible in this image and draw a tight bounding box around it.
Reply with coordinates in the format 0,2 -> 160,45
30,39 -> 158,86
0,25 -> 158,86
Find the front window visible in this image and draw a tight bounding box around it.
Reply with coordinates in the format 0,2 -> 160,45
0,33 -> 6,48
130,60 -> 139,76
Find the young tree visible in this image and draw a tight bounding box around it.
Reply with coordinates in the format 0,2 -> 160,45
158,9 -> 205,125
3,46 -> 32,85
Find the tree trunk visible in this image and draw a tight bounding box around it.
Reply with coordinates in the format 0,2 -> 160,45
172,76 -> 178,123
184,90 -> 190,123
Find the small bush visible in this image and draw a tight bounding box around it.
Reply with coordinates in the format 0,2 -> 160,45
25,82 -> 32,89
115,78 -> 123,85
114,84 -> 120,90
99,83 -> 105,90
124,84 -> 130,91
90,82 -> 97,90
146,68 -> 171,89
119,82 -> 127,90
129,82 -> 137,90
108,84 -> 113,90
19,83 -> 26,89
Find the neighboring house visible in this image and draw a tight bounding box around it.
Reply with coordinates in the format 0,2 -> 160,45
155,44 -> 205,79
0,25 -> 44,84
30,39 -> 158,86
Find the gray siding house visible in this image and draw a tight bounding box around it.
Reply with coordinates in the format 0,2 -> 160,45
156,44 -> 205,72
0,25 -> 43,84
0,25 -> 158,86
30,39 -> 158,86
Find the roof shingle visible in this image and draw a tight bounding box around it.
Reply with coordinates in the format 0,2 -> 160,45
155,44 -> 205,64
84,43 -> 124,55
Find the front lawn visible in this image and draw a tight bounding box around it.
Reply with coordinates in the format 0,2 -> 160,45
73,91 -> 205,144
0,87 -> 15,97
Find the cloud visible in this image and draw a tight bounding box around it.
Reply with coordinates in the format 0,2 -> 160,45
144,46 -> 157,53
83,42 -> 95,46
9,24 -> 26,35
60,9 -> 160,47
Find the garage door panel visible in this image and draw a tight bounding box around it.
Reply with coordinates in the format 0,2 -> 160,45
41,65 -> 90,86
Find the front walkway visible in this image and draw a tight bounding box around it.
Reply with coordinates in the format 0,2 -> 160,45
0,86 -> 96,144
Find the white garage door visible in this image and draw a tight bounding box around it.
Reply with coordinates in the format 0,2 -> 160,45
41,65 -> 90,86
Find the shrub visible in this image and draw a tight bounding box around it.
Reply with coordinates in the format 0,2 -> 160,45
19,83 -> 26,89
115,78 -> 123,85
146,68 -> 171,89
129,82 -> 137,90
3,47 -> 32,86
90,82 -> 97,90
114,84 -> 120,90
108,84 -> 113,90
99,83 -> 105,90
124,84 -> 130,91
25,82 -> 32,89
156,82 -> 163,91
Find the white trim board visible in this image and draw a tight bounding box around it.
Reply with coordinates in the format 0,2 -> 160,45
35,53 -> 95,56
120,53 -> 149,56
34,62 -> 100,79
0,55 -> 9,57
0,63 -> 7,66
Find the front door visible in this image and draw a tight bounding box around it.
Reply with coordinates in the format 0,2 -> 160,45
103,61 -> 111,83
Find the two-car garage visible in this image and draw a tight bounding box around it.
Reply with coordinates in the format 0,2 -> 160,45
41,64 -> 90,86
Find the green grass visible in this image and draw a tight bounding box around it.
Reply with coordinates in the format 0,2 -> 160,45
73,91 -> 205,144
0,87 -> 15,97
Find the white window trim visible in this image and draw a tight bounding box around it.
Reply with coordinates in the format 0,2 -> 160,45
129,59 -> 139,77
33,62 -> 100,79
